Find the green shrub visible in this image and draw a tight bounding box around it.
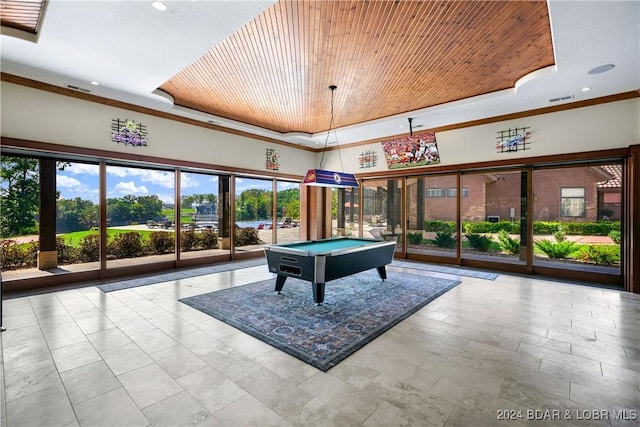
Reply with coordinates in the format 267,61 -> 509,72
579,246 -> 620,265
198,229 -> 218,249
534,239 -> 579,259
181,230 -> 199,252
78,234 -> 100,262
56,236 -> 78,265
562,221 -> 620,236
107,232 -> 146,259
148,231 -> 174,254
424,220 -> 456,233
533,221 -> 561,235
0,240 -> 38,269
463,221 -> 519,234
532,221 -> 620,236
407,232 -> 423,245
235,227 -> 261,246
465,233 -> 493,252
608,230 -> 621,244
497,230 -> 520,255
553,225 -> 567,243
432,231 -> 456,248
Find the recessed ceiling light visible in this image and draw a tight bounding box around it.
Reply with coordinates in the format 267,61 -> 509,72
90,81 -> 99,86
588,64 -> 615,75
581,87 -> 591,92
152,1 -> 167,11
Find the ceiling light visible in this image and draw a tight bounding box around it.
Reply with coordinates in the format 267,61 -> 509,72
152,1 -> 167,11
90,81 -> 99,86
303,85 -> 358,189
581,87 -> 591,92
588,64 -> 615,75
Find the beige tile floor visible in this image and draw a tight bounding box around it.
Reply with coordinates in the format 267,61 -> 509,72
1,264 -> 639,427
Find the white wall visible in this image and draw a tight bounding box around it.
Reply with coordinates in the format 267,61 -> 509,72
320,98 -> 640,173
0,82 -> 316,176
3,82 -> 638,175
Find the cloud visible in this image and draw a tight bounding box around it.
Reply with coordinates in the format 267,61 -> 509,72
64,163 -> 99,175
181,174 -> 201,189
278,182 -> 298,190
107,166 -> 174,188
114,181 -> 148,195
57,175 -> 82,188
234,177 -> 272,194
156,193 -> 175,204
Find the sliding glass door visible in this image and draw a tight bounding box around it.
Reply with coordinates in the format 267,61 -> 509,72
461,170 -> 527,265
362,179 -> 404,255
406,174 -> 458,259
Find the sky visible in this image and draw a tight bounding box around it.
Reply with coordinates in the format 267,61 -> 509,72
56,163 -> 298,206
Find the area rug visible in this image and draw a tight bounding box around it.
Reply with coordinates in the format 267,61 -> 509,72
179,269 -> 460,371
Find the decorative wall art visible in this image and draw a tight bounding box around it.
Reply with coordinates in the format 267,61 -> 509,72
111,119 -> 148,147
359,150 -> 378,169
496,127 -> 531,153
265,148 -> 280,170
381,131 -> 440,169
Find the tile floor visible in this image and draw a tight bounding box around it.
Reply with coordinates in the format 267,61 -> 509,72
1,264 -> 639,427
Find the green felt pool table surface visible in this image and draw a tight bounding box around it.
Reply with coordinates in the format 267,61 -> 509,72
281,237 -> 379,253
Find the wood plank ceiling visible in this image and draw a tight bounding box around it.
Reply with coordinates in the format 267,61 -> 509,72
160,0 -> 554,135
0,0 -> 44,34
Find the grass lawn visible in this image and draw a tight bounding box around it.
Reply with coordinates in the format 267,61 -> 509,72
162,208 -> 195,223
60,229 -> 168,247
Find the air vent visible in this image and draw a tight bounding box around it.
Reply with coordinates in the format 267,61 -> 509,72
67,85 -> 91,93
549,94 -> 574,103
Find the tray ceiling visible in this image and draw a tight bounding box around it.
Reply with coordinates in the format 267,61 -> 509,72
160,1 -> 554,135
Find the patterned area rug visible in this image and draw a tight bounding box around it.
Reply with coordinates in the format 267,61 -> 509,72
179,269 -> 460,371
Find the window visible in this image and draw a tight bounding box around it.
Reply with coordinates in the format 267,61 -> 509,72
446,187 -> 468,198
426,188 -> 446,198
560,187 -> 586,217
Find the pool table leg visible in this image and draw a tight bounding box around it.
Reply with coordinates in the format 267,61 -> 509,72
312,282 -> 325,305
275,275 -> 287,294
376,266 -> 387,280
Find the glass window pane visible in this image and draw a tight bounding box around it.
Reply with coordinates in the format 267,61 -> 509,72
235,177 -> 272,252
362,179 -> 403,254
106,165 -> 175,268
533,164 -> 621,275
331,187 -> 359,237
1,155 -> 41,273
276,181 -> 301,243
407,175 -> 458,258
561,187 -> 585,197
461,170 -> 525,264
56,161 -> 100,272
180,172 -> 227,260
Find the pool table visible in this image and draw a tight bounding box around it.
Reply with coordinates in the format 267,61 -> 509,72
264,237 -> 396,305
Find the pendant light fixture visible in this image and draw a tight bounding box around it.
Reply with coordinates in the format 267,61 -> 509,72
303,85 -> 359,188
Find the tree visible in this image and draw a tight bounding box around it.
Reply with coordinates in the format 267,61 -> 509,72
56,197 -> 98,232
131,195 -> 163,222
236,188 -> 272,220
0,156 -> 39,237
277,188 -> 300,219
107,197 -> 132,225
